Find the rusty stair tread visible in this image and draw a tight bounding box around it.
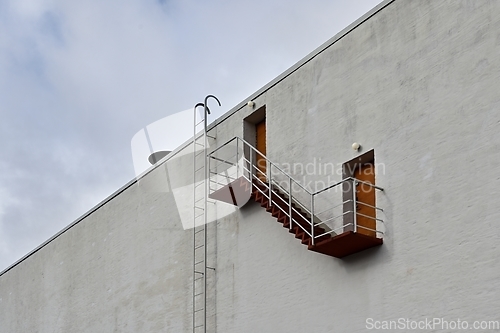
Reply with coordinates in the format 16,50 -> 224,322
247,179 -> 382,259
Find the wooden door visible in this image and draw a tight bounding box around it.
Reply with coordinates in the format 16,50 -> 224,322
354,163 -> 376,237
255,119 -> 266,181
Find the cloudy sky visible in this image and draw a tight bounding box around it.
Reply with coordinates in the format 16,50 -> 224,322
0,0 -> 381,271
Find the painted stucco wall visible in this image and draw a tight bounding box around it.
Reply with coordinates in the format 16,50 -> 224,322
2,0 -> 500,332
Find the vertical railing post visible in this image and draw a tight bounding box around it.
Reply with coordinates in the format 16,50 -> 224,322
267,160 -> 272,206
288,178 -> 293,231
353,178 -> 357,233
249,140 -> 253,181
311,194 -> 315,245
236,138 -> 239,179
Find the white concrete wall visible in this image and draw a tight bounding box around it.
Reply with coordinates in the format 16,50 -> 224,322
2,0 -> 500,332
0,164 -> 192,332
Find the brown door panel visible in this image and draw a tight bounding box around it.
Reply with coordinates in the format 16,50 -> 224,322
354,163 -> 376,237
256,120 -> 266,181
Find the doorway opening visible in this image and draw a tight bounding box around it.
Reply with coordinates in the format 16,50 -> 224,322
243,106 -> 266,181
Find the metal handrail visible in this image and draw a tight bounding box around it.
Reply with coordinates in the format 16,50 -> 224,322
270,178 -> 312,216
356,224 -> 384,234
315,223 -> 353,238
235,137 -> 312,194
315,211 -> 351,225
356,201 -> 384,212
355,212 -> 385,223
314,200 -> 352,216
209,155 -> 237,167
207,136 -> 385,244
346,177 -> 385,191
208,136 -> 238,155
209,154 -> 238,171
240,152 -> 310,203
311,176 -> 383,196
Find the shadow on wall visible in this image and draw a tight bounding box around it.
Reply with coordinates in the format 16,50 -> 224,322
130,108 -> 251,231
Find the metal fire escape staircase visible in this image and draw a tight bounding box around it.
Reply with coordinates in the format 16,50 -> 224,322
207,137 -> 385,258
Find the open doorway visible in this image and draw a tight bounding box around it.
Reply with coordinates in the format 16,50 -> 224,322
243,106 -> 267,181
255,119 -> 266,181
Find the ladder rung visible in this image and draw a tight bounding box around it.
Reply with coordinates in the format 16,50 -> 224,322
195,260 -> 204,265
195,151 -> 205,157
195,166 -> 204,173
194,324 -> 204,328
194,142 -> 204,146
195,229 -> 204,234
195,244 -> 204,250
194,182 -> 204,188
194,271 -> 204,275
194,276 -> 204,281
194,292 -> 203,297
194,308 -> 204,313
195,197 -> 204,204
194,206 -> 204,210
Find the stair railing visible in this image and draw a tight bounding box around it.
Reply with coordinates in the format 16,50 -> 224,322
208,137 -> 385,245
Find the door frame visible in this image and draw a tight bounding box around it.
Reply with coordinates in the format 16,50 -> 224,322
243,106 -> 267,180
